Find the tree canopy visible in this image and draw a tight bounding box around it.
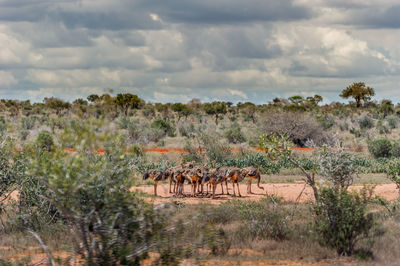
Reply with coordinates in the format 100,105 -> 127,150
115,93 -> 145,115
203,101 -> 227,125
340,82 -> 375,107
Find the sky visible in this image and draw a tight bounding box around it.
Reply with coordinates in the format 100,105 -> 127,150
0,0 -> 399,104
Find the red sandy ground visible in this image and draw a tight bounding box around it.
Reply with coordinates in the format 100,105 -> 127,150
133,182 -> 399,205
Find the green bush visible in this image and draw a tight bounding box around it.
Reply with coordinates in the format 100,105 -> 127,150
29,127 -> 165,265
231,199 -> 289,240
316,149 -> 357,190
182,141 -> 203,163
19,129 -> 29,141
391,141 -> 400,158
358,116 -> 374,129
386,115 -> 398,129
203,199 -> 290,241
179,123 -> 195,138
151,119 -> 175,137
314,188 -> 375,256
316,114 -> 335,130
20,117 -> 36,130
222,153 -> 280,174
368,138 -> 392,158
36,130 -> 54,152
224,123 -> 246,144
0,142 -> 25,220
385,159 -> 400,197
198,132 -> 232,164
0,116 -> 6,133
376,120 -> 390,134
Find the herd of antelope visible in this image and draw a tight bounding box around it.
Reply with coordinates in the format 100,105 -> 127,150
143,160 -> 264,198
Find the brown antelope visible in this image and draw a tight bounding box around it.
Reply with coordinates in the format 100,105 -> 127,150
241,167 -> 264,194
226,167 -> 245,197
143,169 -> 166,196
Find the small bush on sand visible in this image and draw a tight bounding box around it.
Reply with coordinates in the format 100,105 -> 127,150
36,130 -> 54,152
358,115 -> 374,129
314,188 -> 375,256
368,138 -> 392,158
224,123 -> 246,144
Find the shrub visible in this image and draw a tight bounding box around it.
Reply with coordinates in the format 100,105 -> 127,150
182,141 -> 203,163
230,199 -> 290,240
376,120 -> 390,134
0,141 -> 25,220
20,117 -> 36,130
204,199 -> 290,241
385,159 -> 400,197
142,127 -> 166,143
199,132 -> 232,164
29,127 -> 165,265
151,119 -> 175,137
260,111 -> 332,147
386,115 -> 398,129
0,116 -> 6,133
224,123 -> 246,144
391,141 -> 400,158
316,114 -> 335,130
126,120 -> 142,142
179,123 -> 195,138
368,138 -> 392,158
223,152 -> 280,174
19,129 -> 29,141
316,148 -> 358,190
339,122 -> 349,131
314,188 -> 375,256
118,116 -> 130,129
36,130 -> 54,152
358,115 -> 374,129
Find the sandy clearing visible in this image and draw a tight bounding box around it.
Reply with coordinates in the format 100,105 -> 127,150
133,183 -> 400,205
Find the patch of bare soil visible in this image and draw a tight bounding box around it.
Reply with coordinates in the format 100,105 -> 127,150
133,183 -> 400,205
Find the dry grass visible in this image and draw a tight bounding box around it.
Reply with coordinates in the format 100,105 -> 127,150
3,198 -> 400,265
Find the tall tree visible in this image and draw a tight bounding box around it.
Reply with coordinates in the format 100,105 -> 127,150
237,102 -> 257,123
43,97 -> 70,114
114,93 -> 144,115
171,103 -> 192,121
340,82 -> 375,107
87,94 -> 100,103
288,95 -> 304,105
203,101 -> 227,125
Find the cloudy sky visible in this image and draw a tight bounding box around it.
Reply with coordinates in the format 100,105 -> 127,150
0,0 -> 399,104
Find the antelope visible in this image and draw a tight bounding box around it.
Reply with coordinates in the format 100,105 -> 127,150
143,169 -> 166,196
241,167 -> 264,194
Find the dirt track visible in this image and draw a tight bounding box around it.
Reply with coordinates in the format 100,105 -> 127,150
133,182 -> 400,204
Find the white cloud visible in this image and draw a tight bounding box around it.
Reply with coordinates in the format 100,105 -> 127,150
0,0 -> 400,103
0,71 -> 17,87
227,89 -> 248,99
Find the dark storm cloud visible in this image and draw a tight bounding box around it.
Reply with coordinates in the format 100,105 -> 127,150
350,5 -> 400,29
0,0 -> 163,30
139,0 -> 313,24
